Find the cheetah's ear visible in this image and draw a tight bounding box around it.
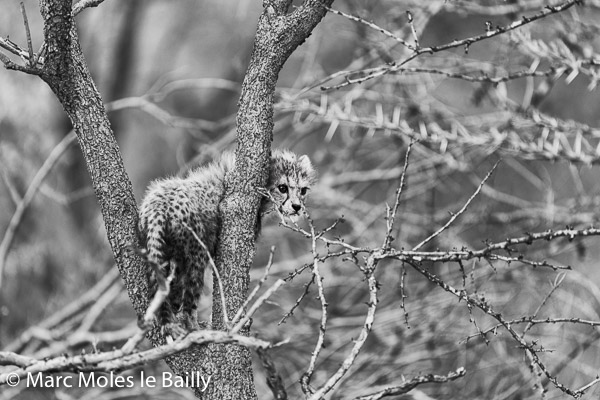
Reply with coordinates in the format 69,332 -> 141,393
298,154 -> 313,171
298,154 -> 317,183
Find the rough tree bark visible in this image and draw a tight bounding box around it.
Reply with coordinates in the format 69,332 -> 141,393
15,0 -> 332,399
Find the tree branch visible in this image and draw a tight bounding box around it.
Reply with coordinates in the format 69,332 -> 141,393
353,368 -> 466,400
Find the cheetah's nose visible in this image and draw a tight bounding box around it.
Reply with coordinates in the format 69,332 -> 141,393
292,204 -> 301,213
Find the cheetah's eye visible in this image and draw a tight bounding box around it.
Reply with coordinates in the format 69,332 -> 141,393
300,187 -> 308,196
277,184 -> 288,194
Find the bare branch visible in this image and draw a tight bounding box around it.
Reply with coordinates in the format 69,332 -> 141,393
465,316 -> 600,342
412,160 -> 500,251
383,140 -> 415,250
385,224 -> 600,265
576,376 -> 600,396
230,279 -> 285,335
0,37 -> 29,60
19,2 -> 34,67
231,246 -> 277,326
279,274 -> 314,325
0,330 -> 273,385
321,4 -> 415,50
406,10 -> 419,49
182,221 -> 230,327
353,367 -> 466,400
395,66 -> 559,83
523,273 -> 566,336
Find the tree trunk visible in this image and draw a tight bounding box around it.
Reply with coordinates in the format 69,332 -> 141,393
203,1 -> 333,398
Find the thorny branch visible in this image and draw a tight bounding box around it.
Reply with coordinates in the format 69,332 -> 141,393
382,141 -> 414,250
353,367 -> 466,400
279,274 -> 315,325
319,0 -> 582,90
406,260 -> 581,397
300,220 -> 330,395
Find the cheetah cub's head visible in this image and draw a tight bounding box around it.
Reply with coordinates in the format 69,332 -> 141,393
264,149 -> 317,218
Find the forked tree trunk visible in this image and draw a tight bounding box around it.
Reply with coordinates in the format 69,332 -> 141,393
35,0 -> 332,398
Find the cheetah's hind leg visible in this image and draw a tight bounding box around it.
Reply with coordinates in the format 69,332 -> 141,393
130,245 -> 189,341
162,311 -> 198,342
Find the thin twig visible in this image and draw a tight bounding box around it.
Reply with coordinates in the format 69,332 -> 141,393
412,160 -> 500,251
395,66 -> 559,83
353,367 -> 466,400
575,376 -> 600,396
182,222 -> 230,326
231,246 -> 277,326
463,316 -> 600,342
279,274 -> 315,325
383,140 -> 415,250
19,2 -> 34,67
523,273 -> 566,336
301,218 -> 329,395
230,279 -> 285,335
406,10 -> 420,49
32,41 -> 45,66
399,263 -> 409,327
77,281 -> 123,333
321,4 -> 415,50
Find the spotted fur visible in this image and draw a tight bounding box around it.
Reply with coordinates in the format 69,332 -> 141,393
138,149 -> 316,335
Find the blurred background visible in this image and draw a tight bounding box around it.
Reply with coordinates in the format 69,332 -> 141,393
2,0 -> 600,399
